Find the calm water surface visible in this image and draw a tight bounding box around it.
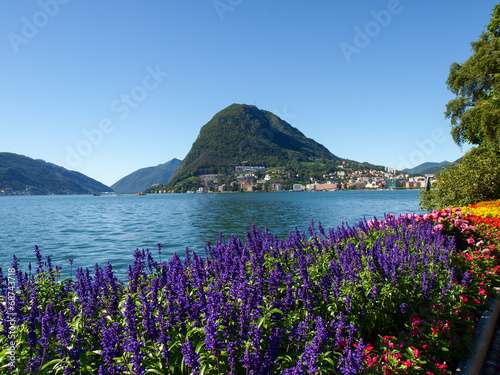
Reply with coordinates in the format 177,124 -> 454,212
0,190 -> 423,279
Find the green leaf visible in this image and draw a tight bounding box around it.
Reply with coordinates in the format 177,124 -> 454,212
186,327 -> 204,338
41,359 -> 67,370
195,341 -> 206,354
145,369 -> 165,375
268,308 -> 284,315
323,357 -> 335,366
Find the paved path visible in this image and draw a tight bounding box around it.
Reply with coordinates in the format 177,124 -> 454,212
480,317 -> 500,375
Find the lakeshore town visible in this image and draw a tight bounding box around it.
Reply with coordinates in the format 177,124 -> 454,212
0,164 -> 436,196
153,165 -> 435,194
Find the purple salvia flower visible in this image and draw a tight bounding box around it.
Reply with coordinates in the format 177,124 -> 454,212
461,271 -> 472,287
262,327 -> 283,372
157,242 -> 162,264
56,311 -> 71,353
34,245 -> 43,273
400,303 -> 408,314
181,338 -> 200,375
318,221 -> 326,237
157,307 -> 171,366
100,320 -> 121,375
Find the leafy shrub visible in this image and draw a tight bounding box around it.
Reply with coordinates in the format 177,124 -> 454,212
419,147 -> 500,211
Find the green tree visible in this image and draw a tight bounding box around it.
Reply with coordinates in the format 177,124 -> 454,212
445,4 -> 500,150
420,4 -> 500,210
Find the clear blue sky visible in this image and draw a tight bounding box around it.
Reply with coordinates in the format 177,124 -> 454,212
0,1 -> 496,186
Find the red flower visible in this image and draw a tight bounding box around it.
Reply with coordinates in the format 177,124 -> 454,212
435,362 -> 448,369
411,346 -> 421,358
411,316 -> 423,327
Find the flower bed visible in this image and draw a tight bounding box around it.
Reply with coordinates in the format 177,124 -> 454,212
1,206 -> 499,374
461,201 -> 500,219
462,201 -> 500,255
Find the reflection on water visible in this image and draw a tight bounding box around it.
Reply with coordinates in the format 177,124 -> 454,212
0,190 -> 422,280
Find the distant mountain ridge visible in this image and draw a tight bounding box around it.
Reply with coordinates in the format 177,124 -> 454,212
0,152 -> 112,194
403,161 -> 451,175
111,159 -> 181,194
166,103 -> 342,190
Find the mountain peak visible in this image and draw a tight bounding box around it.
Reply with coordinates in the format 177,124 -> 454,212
166,104 -> 337,190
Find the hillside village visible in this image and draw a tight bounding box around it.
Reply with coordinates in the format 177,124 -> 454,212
150,164 -> 435,194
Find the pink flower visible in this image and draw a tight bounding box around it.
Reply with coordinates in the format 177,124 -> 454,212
424,214 -> 432,221
479,288 -> 486,296
482,248 -> 491,256
476,240 -> 485,247
412,347 -> 421,358
403,360 -> 412,367
467,238 -> 475,245
434,224 -> 444,231
411,316 -> 423,327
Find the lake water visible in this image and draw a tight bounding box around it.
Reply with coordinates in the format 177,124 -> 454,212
0,190 -> 423,280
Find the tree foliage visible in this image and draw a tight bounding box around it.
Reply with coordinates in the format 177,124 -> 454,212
421,4 -> 500,210
445,5 -> 500,150
420,147 -> 500,211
